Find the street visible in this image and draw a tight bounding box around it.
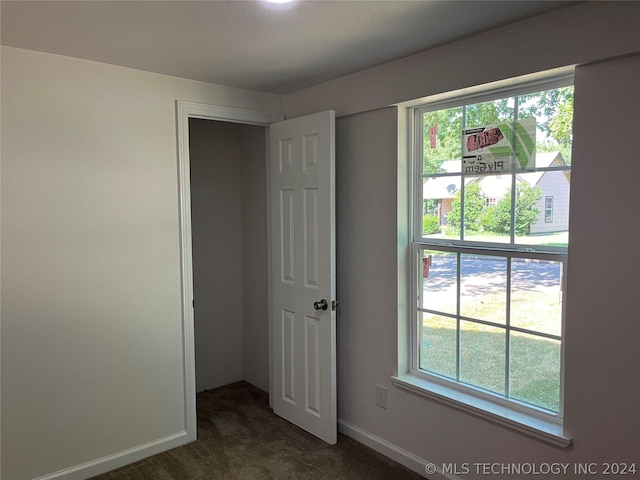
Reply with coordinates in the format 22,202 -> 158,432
423,254 -> 562,296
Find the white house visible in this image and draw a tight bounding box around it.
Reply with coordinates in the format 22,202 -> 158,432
522,152 -> 570,234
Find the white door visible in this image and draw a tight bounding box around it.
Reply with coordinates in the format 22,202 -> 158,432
269,110 -> 336,444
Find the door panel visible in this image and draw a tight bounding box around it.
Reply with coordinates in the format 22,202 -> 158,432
269,111 -> 336,444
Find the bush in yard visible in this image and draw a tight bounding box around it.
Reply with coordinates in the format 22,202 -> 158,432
480,204 -> 507,233
481,183 -> 542,235
423,214 -> 440,235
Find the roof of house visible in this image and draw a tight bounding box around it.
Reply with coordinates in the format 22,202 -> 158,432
423,151 -> 567,200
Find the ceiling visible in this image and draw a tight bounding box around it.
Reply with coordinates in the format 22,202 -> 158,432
1,0 -> 579,95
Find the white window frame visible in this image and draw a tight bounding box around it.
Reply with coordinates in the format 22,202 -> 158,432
392,72 -> 574,448
545,196 -> 555,223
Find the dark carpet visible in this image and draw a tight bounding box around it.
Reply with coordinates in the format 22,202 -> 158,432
91,381 -> 425,480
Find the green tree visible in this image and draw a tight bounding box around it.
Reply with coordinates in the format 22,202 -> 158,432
422,106 -> 463,174
448,182 -> 485,232
423,86 -> 574,167
518,86 -> 574,162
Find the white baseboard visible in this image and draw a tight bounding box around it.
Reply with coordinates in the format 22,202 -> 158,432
31,421 -> 457,480
32,431 -> 193,480
338,419 -> 462,480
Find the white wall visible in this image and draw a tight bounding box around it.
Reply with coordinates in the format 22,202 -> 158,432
563,53 -> 640,468
295,3 -> 640,478
190,120 -> 243,392
334,108 -> 400,436
189,118 -> 269,393
240,128 -> 270,392
0,46 -> 280,480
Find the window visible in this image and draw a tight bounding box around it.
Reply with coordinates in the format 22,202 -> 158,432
406,78 -> 573,434
545,196 -> 554,223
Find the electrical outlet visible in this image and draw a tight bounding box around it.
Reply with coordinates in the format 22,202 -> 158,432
375,384 -> 387,409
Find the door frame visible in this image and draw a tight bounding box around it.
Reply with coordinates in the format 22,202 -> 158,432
175,101 -> 284,440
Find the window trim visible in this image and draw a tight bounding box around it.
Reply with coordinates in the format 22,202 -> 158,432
400,71 -> 574,447
391,374 -> 572,448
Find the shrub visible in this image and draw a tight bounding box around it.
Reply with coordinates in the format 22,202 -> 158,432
480,184 -> 542,235
423,214 -> 440,235
480,204 -> 508,233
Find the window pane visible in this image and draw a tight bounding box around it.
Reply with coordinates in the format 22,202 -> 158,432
515,169 -> 569,246
460,176 -> 512,243
423,107 -> 463,175
460,254 -> 507,324
420,250 -> 457,315
460,321 -> 505,395
511,259 -> 563,337
510,332 -> 561,412
465,98 -> 515,129
517,86 -> 574,164
423,175 -> 460,240
419,313 -> 456,379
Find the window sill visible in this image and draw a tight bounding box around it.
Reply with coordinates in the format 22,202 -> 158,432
391,373 -> 572,448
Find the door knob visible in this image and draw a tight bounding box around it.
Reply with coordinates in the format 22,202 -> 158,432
313,299 -> 328,311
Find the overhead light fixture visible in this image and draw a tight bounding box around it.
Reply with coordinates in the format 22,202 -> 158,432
264,0 -> 296,3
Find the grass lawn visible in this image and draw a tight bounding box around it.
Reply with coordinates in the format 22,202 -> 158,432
425,231 -> 569,247
420,290 -> 562,412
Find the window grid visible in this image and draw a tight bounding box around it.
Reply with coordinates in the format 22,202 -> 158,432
412,82 -> 571,416
416,248 -> 565,405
